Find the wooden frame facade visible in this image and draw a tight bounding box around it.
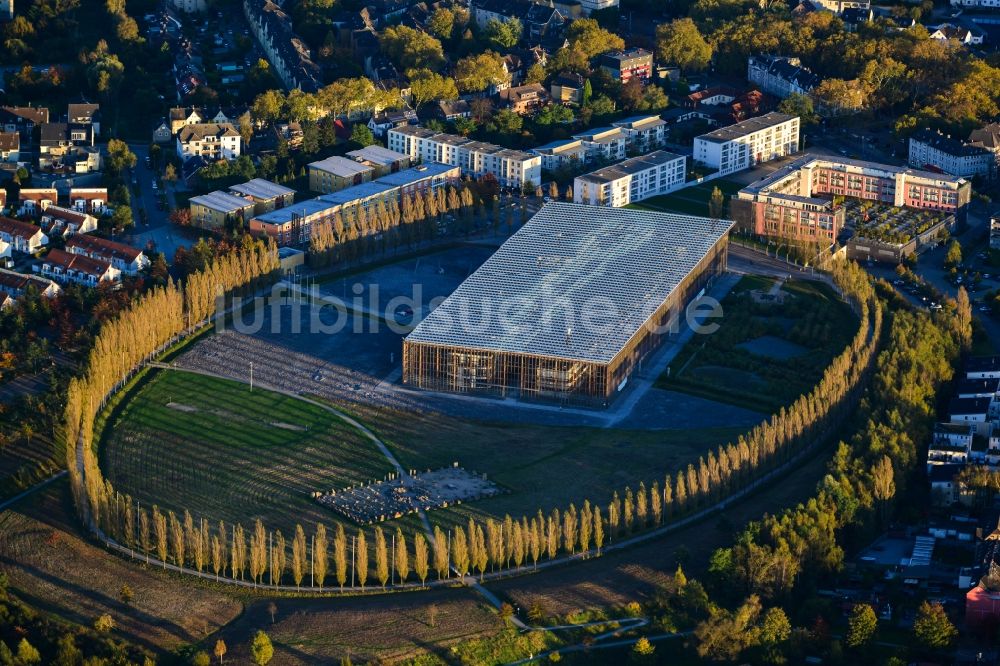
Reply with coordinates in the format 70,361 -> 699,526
402,237 -> 729,406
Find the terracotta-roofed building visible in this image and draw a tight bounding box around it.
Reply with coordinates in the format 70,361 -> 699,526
0,217 -> 49,253
0,106 -> 49,142
65,234 -> 149,275
0,132 -> 19,163
0,268 -> 61,298
40,205 -> 98,237
68,187 -> 109,214
499,83 -> 551,115
968,563 -> 1000,630
39,248 -> 120,286
17,188 -> 58,215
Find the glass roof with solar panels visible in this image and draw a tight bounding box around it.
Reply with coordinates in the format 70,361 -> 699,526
405,202 -> 734,364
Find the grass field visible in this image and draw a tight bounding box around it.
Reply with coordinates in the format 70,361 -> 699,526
627,180 -> 743,217
337,402 -> 747,531
655,276 -> 856,414
101,370 -> 395,537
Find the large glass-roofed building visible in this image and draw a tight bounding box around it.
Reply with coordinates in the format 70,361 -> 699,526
402,202 -> 733,405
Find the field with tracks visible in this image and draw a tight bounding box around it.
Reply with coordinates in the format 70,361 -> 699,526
101,370 -> 394,536
335,401 -> 748,531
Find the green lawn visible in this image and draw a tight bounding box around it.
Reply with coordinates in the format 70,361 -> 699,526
100,371 -> 394,536
656,277 -> 858,414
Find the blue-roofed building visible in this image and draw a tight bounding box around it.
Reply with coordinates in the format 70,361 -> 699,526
249,163 -> 460,246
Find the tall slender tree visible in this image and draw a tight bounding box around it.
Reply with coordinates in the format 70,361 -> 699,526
315,523 -> 328,588
414,532 -> 429,585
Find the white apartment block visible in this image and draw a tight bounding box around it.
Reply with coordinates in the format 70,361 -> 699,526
694,112 -> 800,176
611,116 -> 668,153
908,130 -> 993,179
176,123 -> 242,161
388,127 -> 541,189
571,127 -> 629,163
530,139 -> 590,171
573,151 -> 687,207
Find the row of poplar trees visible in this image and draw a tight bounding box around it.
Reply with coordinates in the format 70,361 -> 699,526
309,183 -> 478,267
63,238 -> 281,537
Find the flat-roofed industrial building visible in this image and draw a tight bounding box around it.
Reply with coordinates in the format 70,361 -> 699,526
402,202 -> 733,405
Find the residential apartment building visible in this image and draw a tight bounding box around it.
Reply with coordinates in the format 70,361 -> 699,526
249,163 -> 460,245
928,423 -> 976,468
470,0 -> 564,41
809,0 -> 870,13
189,190 -> 256,230
573,151 -> 687,207
68,188 -> 108,214
969,123 -> 1000,173
611,116 -> 668,153
40,205 -> 98,237
909,129 -> 994,179
0,132 -> 19,163
530,139 -> 589,171
367,109 -> 418,138
571,127 -> 629,162
227,178 -> 295,214
244,0 -> 321,92
499,83 -> 550,115
65,234 -> 150,275
16,189 -> 57,216
308,156 -> 376,194
388,127 -> 542,189
693,112 -> 800,175
177,123 -> 241,160
0,217 -> 48,253
597,48 -> 654,84
39,248 -> 120,287
747,55 -> 820,100
550,72 -> 586,106
732,153 -> 972,244
0,106 -> 48,143
68,103 -> 101,136
0,268 -> 62,299
345,146 -> 411,177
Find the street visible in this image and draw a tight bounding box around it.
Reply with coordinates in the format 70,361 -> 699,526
118,143 -> 187,260
867,198 -> 1000,350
